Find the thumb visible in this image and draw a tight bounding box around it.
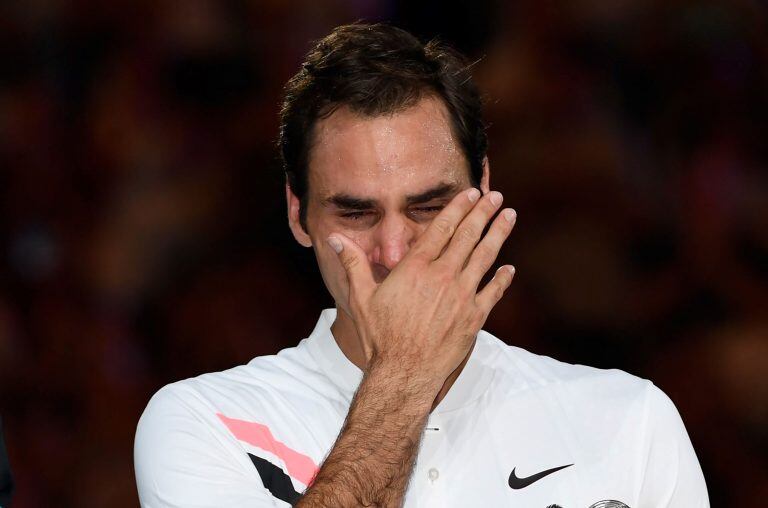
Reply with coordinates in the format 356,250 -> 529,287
327,233 -> 375,296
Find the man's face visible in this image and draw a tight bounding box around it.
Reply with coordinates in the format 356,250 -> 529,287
287,95 -> 486,315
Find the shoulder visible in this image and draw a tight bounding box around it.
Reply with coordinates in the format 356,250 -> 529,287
136,342 -> 331,438
134,336 -> 347,452
134,347 -> 328,507
146,340 -> 330,411
475,331 -> 694,439
479,333 -> 709,503
478,331 -> 701,447
479,331 -> 652,401
133,368 -> 259,472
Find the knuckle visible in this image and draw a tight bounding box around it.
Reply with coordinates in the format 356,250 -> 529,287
456,225 -> 477,244
341,254 -> 359,271
433,217 -> 454,236
474,244 -> 495,271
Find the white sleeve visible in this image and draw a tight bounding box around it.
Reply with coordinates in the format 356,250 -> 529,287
637,382 -> 709,508
134,385 -> 284,508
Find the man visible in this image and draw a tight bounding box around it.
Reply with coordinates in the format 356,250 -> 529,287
134,23 -> 709,507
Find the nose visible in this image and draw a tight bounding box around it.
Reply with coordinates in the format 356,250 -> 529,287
370,213 -> 418,272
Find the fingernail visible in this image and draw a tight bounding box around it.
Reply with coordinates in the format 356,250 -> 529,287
327,236 -> 343,253
467,188 -> 480,203
505,265 -> 516,276
503,208 -> 516,223
490,191 -> 503,206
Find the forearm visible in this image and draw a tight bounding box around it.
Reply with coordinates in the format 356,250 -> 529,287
296,357 -> 439,507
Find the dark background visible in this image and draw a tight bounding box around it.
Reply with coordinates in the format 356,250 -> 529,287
1,0 -> 767,506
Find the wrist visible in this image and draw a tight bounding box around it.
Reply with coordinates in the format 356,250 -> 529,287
364,354 -> 443,402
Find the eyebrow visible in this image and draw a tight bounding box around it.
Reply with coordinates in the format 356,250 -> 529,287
405,182 -> 462,205
323,182 -> 462,210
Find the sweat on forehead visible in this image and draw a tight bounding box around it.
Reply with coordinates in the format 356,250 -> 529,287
306,96 -> 470,197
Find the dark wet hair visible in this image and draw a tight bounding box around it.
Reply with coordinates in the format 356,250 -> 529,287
279,22 -> 488,231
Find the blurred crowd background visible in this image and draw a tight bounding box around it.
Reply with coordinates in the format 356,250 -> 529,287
1,0 -> 767,506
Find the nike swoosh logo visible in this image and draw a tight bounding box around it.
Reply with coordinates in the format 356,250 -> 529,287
508,463 -> 573,489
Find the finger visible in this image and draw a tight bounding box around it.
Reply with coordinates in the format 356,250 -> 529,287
439,190 -> 504,269
462,208 -> 516,290
327,233 -> 376,298
410,187 -> 481,261
475,265 -> 515,315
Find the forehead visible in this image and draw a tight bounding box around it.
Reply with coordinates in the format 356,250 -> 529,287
307,95 -> 471,201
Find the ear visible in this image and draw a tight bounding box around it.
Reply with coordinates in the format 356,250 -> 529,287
480,157 -> 490,194
286,183 -> 313,248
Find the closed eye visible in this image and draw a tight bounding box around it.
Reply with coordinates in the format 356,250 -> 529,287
410,205 -> 444,216
338,206 -> 443,221
339,211 -> 373,220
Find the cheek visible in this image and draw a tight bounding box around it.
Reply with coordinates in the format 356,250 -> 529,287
311,219 -> 376,257
344,230 -> 375,254
312,229 -> 373,279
